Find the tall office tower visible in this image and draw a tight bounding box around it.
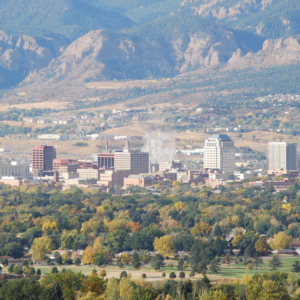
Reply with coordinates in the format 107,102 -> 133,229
114,142 -> 149,173
204,134 -> 235,172
32,145 -> 56,172
268,142 -> 297,171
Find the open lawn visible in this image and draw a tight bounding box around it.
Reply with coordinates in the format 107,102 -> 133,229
2,256 -> 299,283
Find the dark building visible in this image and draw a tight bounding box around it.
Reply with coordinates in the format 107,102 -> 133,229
32,145 -> 56,172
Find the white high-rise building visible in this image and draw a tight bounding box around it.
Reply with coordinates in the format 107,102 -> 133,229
268,142 -> 297,171
204,134 -> 235,172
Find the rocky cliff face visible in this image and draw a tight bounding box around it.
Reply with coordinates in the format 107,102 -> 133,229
23,25 -> 241,84
0,32 -> 61,88
180,0 -> 273,20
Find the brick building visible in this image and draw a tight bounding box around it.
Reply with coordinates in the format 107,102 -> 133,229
32,146 -> 56,173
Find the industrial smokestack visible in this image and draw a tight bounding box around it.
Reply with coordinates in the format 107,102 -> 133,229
106,141 -> 108,152
126,140 -> 131,149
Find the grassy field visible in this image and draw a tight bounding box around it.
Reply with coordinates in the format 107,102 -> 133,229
2,256 -> 299,282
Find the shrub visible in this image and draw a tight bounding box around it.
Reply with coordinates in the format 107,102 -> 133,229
120,271 -> 127,279
162,272 -> 166,277
74,258 -> 81,266
51,267 -> 59,274
142,273 -> 147,278
190,269 -> 195,277
99,270 -> 106,277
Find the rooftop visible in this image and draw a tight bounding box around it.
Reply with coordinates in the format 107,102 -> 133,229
208,134 -> 231,140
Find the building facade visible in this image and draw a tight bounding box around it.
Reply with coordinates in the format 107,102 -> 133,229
204,134 -> 235,172
124,175 -> 153,187
268,142 -> 297,171
115,150 -> 149,173
0,164 -> 29,179
32,146 -> 56,172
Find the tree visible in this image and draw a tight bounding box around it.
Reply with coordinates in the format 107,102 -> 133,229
74,257 -> 81,266
177,259 -> 184,270
179,271 -> 185,279
253,255 -> 263,270
269,255 -> 282,271
151,254 -> 165,270
82,246 -> 97,265
122,252 -> 131,265
8,264 -> 15,273
99,270 -> 106,277
120,271 -> 127,279
37,269 -> 41,275
153,235 -> 174,258
1,243 -> 24,258
118,261 -> 124,268
31,236 -> 55,260
53,270 -> 84,300
0,278 -> 42,300
51,266 -> 59,274
104,230 -> 128,253
169,272 -> 176,279
255,237 -> 270,255
269,232 -> 292,250
292,260 -> 300,275
60,230 -> 80,250
29,267 -> 36,275
223,253 -> 231,268
142,273 -> 147,278
213,225 -> 223,237
13,265 -> 23,275
40,281 -> 63,300
209,258 -> 220,274
82,269 -> 105,296
130,287 -> 158,300
162,272 -> 166,277
139,250 -> 151,265
131,252 -> 141,269
1,258 -> 8,266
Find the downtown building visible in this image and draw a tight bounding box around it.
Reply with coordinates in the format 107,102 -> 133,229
32,145 -> 56,176
268,142 -> 297,171
204,134 -> 235,173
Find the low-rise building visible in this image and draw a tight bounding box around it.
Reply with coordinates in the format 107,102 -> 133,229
124,175 -> 153,187
97,170 -> 138,186
77,169 -> 102,180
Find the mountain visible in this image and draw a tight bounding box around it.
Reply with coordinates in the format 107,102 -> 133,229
0,0 -> 135,43
0,31 -> 61,89
180,0 -> 300,39
23,16 -> 265,85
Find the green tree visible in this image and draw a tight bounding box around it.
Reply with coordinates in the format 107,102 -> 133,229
169,272 -> 176,279
177,259 -> 184,270
269,256 -> 282,271
151,254 -> 165,270
56,255 -> 63,265
131,252 -> 141,269
179,271 -> 185,279
292,260 -> 300,275
8,264 -> 15,273
74,257 -> 81,266
37,269 -> 41,275
29,267 -> 36,275
104,230 -> 127,253
0,278 -> 42,300
130,287 -> 158,300
51,266 -> 59,274
209,258 -> 220,274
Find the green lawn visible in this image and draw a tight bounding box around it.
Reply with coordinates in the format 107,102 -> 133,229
2,256 -> 300,282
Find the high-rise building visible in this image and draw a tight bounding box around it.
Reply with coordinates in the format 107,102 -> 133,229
204,134 -> 235,172
97,142 -> 116,169
268,142 -> 297,171
114,141 -> 149,173
32,145 -> 56,172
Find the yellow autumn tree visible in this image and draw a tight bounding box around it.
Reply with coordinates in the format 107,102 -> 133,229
121,252 -> 131,265
108,219 -> 127,232
200,223 -> 212,235
31,236 -> 55,260
174,201 -> 187,211
153,235 -> 174,258
42,220 -> 59,235
232,234 -> 244,247
269,231 -> 293,250
82,246 -> 98,265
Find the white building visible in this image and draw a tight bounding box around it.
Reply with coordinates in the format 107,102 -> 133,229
268,142 -> 297,171
204,134 -> 235,172
114,142 -> 149,173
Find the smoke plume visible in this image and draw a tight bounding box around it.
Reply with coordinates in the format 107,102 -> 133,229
142,131 -> 175,163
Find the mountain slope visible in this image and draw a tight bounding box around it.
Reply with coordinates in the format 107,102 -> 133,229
0,31 -> 60,89
23,16 -> 264,85
0,0 -> 135,42
180,0 -> 300,39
